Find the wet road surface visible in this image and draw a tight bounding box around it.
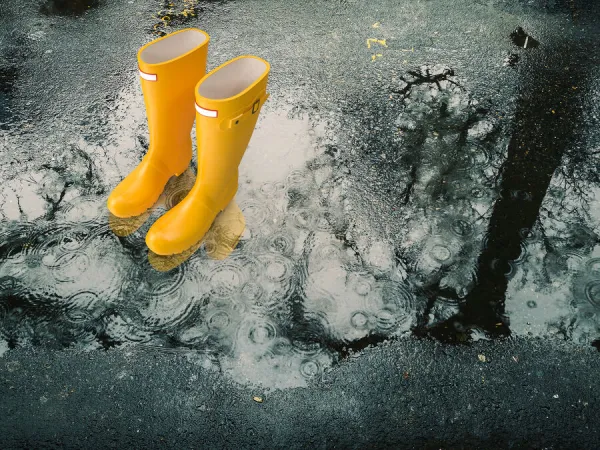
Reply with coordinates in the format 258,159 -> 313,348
1,0 -> 600,446
2,337 -> 599,449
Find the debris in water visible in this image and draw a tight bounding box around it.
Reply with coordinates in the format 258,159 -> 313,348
478,354 -> 487,362
253,396 -> 264,403
510,27 -> 539,49
366,38 -> 387,49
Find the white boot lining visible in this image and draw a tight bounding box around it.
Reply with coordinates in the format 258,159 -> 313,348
140,29 -> 207,65
198,58 -> 267,100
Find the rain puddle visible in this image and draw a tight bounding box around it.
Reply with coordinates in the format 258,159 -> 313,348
1,0 -> 599,390
0,78 -> 417,388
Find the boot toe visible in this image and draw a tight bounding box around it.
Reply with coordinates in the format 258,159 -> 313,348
107,190 -> 133,218
146,202 -> 217,255
145,214 -> 189,255
107,175 -> 164,218
145,225 -> 176,256
107,188 -> 148,218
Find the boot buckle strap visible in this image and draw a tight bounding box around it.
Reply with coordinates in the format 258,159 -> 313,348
222,92 -> 270,129
251,99 -> 260,114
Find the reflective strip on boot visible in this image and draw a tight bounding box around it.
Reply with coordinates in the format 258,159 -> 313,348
139,67 -> 158,81
195,103 -> 218,118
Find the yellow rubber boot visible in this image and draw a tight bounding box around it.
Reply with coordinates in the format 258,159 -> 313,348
107,28 -> 210,218
145,55 -> 270,255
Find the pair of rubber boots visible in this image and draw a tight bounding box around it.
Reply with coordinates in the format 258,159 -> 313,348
107,28 -> 270,255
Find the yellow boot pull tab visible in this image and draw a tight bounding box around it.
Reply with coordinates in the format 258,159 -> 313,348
222,92 -> 270,130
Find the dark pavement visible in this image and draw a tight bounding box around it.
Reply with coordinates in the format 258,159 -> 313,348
2,337 -> 599,449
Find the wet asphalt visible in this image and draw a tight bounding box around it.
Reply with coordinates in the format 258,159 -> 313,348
1,0 -> 600,447
2,338 -> 600,449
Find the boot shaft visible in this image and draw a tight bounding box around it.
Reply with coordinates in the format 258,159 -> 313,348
107,28 -> 210,220
193,55 -> 270,189
137,28 -> 209,149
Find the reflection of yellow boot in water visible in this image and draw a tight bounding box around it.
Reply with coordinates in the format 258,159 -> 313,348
107,28 -> 209,218
204,201 -> 246,260
148,200 -> 246,271
108,211 -> 152,237
145,55 -> 270,255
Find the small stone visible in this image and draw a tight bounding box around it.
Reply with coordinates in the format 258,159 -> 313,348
478,354 -> 486,362
253,396 -> 263,403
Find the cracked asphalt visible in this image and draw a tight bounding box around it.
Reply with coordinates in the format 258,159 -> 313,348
1,0 -> 600,447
